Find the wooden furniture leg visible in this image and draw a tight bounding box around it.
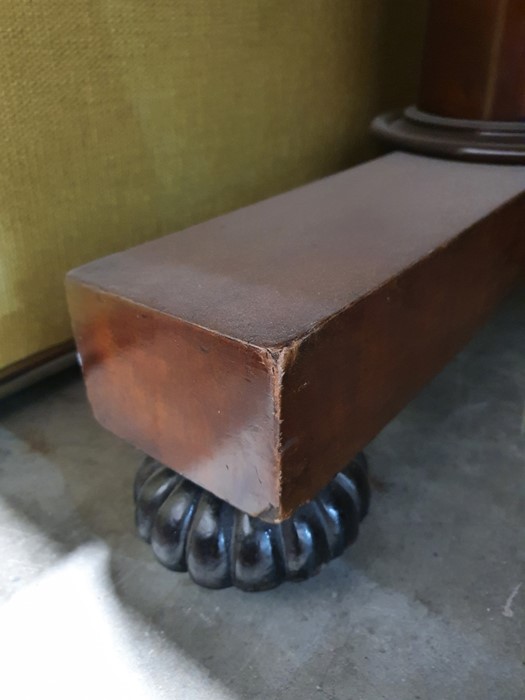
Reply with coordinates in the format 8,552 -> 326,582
66,1 -> 525,590
66,152 -> 525,589
372,0 -> 525,162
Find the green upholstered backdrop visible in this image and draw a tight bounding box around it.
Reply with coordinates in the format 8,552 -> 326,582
0,0 -> 427,375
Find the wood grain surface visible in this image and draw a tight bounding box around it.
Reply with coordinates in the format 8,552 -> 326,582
67,152 -> 525,519
419,0 -> 525,121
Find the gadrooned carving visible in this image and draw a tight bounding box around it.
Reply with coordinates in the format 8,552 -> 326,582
134,453 -> 370,591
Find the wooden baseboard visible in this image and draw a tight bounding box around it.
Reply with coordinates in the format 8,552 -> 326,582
0,341 -> 76,400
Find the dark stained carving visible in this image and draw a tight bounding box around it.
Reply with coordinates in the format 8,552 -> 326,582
134,453 -> 370,591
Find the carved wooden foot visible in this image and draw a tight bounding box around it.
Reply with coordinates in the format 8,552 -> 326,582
134,453 -> 370,592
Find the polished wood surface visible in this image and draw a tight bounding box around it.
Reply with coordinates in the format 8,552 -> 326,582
419,0 -> 525,121
67,153 -> 525,520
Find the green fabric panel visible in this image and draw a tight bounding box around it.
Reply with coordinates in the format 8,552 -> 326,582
0,0 -> 426,370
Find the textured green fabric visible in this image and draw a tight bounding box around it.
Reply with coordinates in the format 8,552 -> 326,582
0,0 -> 426,370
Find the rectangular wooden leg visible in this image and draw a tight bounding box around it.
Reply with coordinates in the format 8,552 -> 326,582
66,152 -> 525,520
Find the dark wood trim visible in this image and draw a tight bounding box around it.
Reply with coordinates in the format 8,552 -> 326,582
0,341 -> 76,399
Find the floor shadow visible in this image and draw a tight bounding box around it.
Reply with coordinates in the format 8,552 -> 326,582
0,365 -> 140,557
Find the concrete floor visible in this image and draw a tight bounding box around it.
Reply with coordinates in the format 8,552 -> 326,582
0,291 -> 524,700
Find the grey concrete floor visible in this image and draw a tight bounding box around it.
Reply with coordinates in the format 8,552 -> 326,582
0,290 -> 524,700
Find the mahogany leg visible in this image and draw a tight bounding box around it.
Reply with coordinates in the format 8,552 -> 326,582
134,453 -> 370,592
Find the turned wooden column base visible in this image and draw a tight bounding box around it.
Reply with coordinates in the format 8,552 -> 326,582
372,107 -> 525,164
134,454 -> 370,592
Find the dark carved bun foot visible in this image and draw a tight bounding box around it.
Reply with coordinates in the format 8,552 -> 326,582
134,453 -> 370,591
